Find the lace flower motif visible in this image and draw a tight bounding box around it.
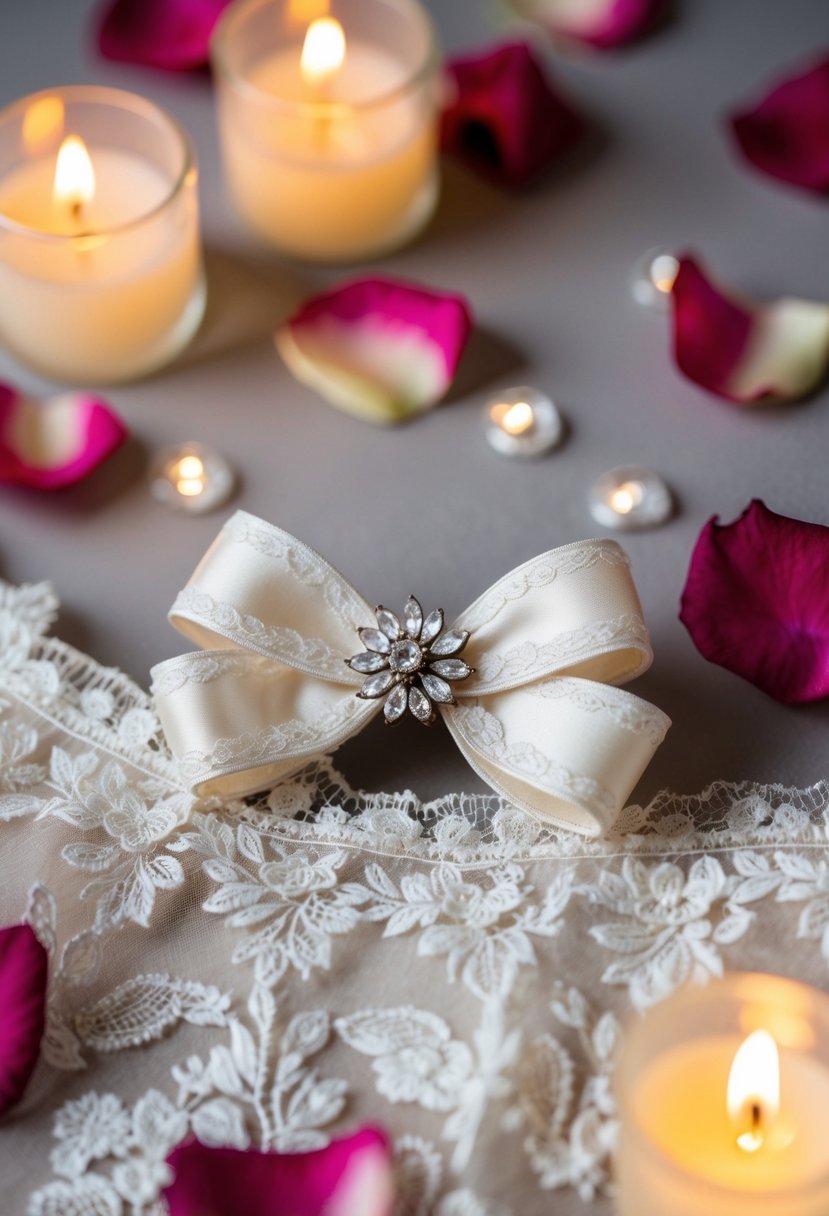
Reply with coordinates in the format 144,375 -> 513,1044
347,597 -> 474,725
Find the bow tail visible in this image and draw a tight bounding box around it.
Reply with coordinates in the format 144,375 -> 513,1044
151,650 -> 378,799
443,677 -> 671,837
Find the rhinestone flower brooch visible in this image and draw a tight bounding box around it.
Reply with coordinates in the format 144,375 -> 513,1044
346,596 -> 474,724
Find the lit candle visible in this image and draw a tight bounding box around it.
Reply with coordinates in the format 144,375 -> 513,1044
484,386 -> 564,458
211,0 -> 441,262
588,466 -> 673,530
149,443 -> 236,515
616,974 -> 829,1216
0,86 -> 205,384
631,248 -> 679,310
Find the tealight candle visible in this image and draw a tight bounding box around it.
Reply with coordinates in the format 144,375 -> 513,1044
631,247 -> 679,310
616,974 -> 829,1216
0,86 -> 205,384
149,443 -> 236,515
484,386 -> 564,458
588,466 -> 673,530
211,0 -> 441,263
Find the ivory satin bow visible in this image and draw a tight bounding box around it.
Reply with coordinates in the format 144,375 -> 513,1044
151,512 -> 670,837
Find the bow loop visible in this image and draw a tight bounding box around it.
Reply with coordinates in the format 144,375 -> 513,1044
152,513 -> 670,837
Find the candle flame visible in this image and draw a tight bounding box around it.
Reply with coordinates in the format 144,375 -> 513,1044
727,1030 -> 780,1153
301,17 -> 346,86
53,135 -> 95,215
610,481 -> 644,515
289,0 -> 330,23
23,96 -> 65,153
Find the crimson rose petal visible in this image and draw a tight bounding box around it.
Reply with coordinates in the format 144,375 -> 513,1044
671,256 -> 829,405
164,1127 -> 395,1216
729,56 -> 829,195
509,0 -> 663,50
441,41 -> 584,188
0,924 -> 48,1116
680,500 -> 829,704
96,0 -> 233,71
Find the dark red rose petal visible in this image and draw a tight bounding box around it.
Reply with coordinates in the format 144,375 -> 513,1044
96,0 -> 233,71
0,924 -> 48,1116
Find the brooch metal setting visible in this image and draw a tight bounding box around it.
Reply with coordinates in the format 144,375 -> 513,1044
347,596 -> 474,724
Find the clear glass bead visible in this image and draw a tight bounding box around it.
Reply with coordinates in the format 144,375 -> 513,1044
588,466 -> 673,531
483,386 -> 565,458
630,248 -> 679,310
148,442 -> 236,516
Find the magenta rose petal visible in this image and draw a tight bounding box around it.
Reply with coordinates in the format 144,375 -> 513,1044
0,924 -> 49,1116
680,500 -> 829,705
96,0 -> 233,71
275,277 -> 474,425
441,41 -> 585,188
163,1127 -> 395,1216
728,56 -> 829,195
509,0 -> 663,50
0,384 -> 129,491
671,256 -> 829,405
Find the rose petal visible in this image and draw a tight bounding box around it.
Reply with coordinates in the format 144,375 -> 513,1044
728,56 -> 829,195
0,924 -> 48,1116
671,255 -> 829,405
509,0 -> 663,50
679,500 -> 829,704
0,384 -> 129,491
164,1127 -> 395,1216
441,41 -> 584,188
96,0 -> 233,71
276,278 -> 473,425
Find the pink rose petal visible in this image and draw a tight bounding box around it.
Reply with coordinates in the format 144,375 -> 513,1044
164,1127 -> 395,1216
510,0 -> 663,50
0,924 -> 48,1116
441,41 -> 584,188
96,0 -> 233,71
0,384 -> 128,491
680,500 -> 829,705
276,278 -> 473,425
729,56 -> 829,195
671,255 -> 829,405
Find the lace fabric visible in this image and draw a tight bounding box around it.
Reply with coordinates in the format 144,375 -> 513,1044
2,577 -> 829,1216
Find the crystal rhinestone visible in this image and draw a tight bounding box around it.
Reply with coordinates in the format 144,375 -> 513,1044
421,673 -> 454,703
375,607 -> 401,641
348,651 -> 388,674
389,639 -> 423,674
588,466 -> 674,532
359,670 -> 395,699
429,629 -> 469,657
421,609 -> 444,645
408,686 -> 433,723
404,595 -> 423,639
483,386 -> 564,459
431,659 -> 472,681
384,684 -> 408,723
359,628 -> 391,655
148,442 -> 236,516
630,248 -> 679,311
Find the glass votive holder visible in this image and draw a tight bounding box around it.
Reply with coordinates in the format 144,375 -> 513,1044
588,466 -> 673,531
0,86 -> 205,384
211,0 -> 441,263
484,386 -> 564,458
149,442 -> 236,515
615,973 -> 829,1216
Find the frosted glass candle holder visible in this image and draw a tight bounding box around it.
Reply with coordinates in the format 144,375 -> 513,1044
211,0 -> 441,263
0,86 -> 205,385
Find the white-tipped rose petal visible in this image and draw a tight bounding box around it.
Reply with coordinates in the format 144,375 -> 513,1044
421,673 -> 454,703
673,255 -> 829,405
429,629 -> 470,657
431,659 -> 473,681
275,278 -> 474,426
348,652 -> 388,674
359,671 -> 395,699
408,686 -> 433,723
0,383 -> 128,491
404,596 -> 423,639
358,628 -> 391,655
421,609 -> 444,645
384,684 -> 408,723
375,608 -> 401,641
